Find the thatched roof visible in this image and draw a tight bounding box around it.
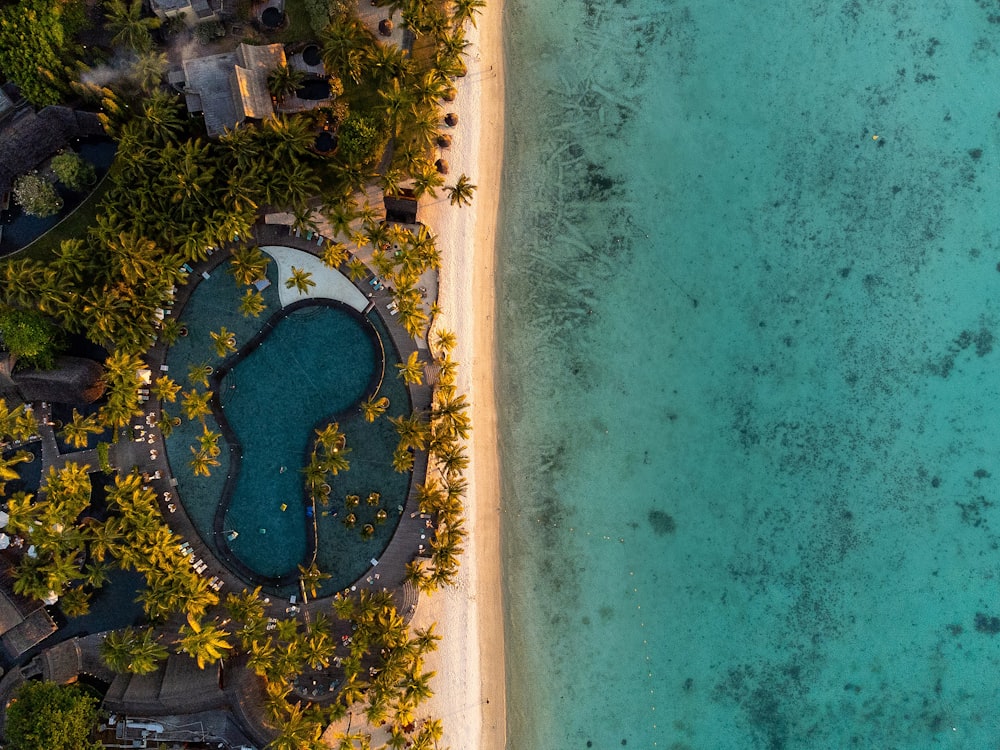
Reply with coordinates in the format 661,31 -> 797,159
6,356 -> 105,405
0,107 -> 103,195
39,637 -> 82,683
1,607 -> 56,658
0,590 -> 24,634
159,655 -> 225,707
384,194 -> 418,224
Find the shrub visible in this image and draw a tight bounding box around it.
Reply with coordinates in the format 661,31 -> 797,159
194,19 -> 225,44
337,113 -> 385,165
0,306 -> 64,369
51,152 -> 97,191
12,173 -> 63,217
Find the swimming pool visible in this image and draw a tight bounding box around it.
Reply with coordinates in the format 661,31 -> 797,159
213,300 -> 382,579
164,250 -> 412,592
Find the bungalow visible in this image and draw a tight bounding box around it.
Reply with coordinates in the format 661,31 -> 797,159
180,43 -> 286,137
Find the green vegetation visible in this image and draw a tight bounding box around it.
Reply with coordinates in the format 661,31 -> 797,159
13,174 -> 63,218
0,305 -> 64,369
104,0 -> 161,53
4,680 -> 101,750
0,0 -> 86,106
51,153 -> 97,192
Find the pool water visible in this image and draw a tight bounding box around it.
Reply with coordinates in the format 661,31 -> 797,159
217,302 -> 381,578
297,78 -> 331,101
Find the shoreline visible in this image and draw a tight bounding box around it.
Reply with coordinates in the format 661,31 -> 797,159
411,0 -> 507,747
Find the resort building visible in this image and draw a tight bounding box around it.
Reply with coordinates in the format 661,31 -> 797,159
180,43 -> 287,137
149,0 -> 221,25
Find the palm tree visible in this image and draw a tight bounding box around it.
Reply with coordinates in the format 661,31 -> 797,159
197,425 -> 222,457
320,241 -> 350,269
285,267 -> 316,295
392,446 -> 414,473
446,173 -> 476,206
189,447 -> 220,477
396,350 -> 425,385
60,410 -> 102,449
451,0 -> 486,27
175,613 -> 232,669
322,199 -> 357,239
181,389 -> 213,422
433,328 -> 457,353
345,257 -> 368,281
239,289 -> 266,318
187,362 -> 213,388
105,0 -> 161,52
0,451 -> 32,495
131,50 -> 168,93
101,626 -> 168,674
229,246 -> 271,285
151,375 -> 181,403
379,79 -> 414,138
298,562 -> 331,599
267,63 -> 306,102
360,395 -> 389,422
410,159 -> 445,198
210,326 -> 237,357
269,700 -> 324,750
389,412 -> 428,451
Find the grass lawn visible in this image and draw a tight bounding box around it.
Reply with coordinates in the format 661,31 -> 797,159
273,0 -> 317,44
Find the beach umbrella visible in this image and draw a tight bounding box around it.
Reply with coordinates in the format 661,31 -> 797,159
26,545 -> 36,558
442,87 -> 457,102
444,112 -> 458,127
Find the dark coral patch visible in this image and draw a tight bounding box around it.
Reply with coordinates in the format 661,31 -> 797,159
648,509 -> 676,535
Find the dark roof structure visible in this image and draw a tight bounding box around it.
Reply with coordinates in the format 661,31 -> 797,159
2,356 -> 106,405
1,607 -> 56,659
39,638 -> 82,683
0,107 -> 103,196
384,192 -> 418,224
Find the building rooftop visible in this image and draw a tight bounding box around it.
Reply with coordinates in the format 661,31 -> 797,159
182,43 -> 286,137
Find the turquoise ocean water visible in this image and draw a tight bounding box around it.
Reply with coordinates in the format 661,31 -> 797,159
497,2 -> 1000,748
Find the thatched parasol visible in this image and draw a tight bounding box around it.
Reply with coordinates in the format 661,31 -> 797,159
442,87 -> 457,102
434,159 -> 449,175
436,133 -> 452,148
378,19 -> 393,36
444,112 -> 458,127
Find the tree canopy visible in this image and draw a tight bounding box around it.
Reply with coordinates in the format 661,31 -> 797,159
0,306 -> 64,369
5,680 -> 101,750
0,0 -> 86,105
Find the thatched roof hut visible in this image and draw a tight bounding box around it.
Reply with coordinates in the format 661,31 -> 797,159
384,193 -> 418,224
444,112 -> 458,127
1,607 -> 56,659
4,356 -> 105,405
0,107 -> 103,196
39,638 -> 82,683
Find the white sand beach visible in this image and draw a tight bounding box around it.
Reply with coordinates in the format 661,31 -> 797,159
408,1 -> 506,749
